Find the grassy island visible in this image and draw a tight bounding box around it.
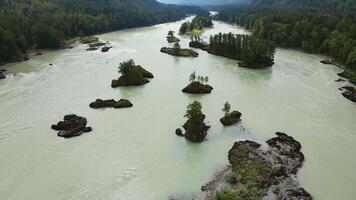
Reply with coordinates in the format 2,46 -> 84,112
209,33 -> 276,68
179,15 -> 213,36
161,42 -> 198,57
111,59 -> 153,87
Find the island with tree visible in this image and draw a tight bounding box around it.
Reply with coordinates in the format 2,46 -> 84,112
166,31 -> 180,43
179,15 -> 213,36
209,33 -> 276,68
182,72 -> 213,94
160,42 -> 199,57
220,102 -> 242,126
176,101 -> 210,143
111,59 -> 154,88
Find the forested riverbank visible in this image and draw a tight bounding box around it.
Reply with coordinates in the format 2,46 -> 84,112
0,0 -> 207,64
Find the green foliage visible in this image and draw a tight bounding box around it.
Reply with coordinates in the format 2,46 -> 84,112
217,7 -> 356,70
209,32 -> 275,67
189,72 -> 197,82
184,101 -> 204,122
216,188 -> 241,200
222,102 -> 231,116
0,0 -> 207,62
225,172 -> 239,184
179,15 -> 213,35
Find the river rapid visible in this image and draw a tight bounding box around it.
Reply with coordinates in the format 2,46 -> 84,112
0,17 -> 355,200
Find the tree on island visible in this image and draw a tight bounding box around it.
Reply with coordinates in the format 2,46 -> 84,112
168,31 -> 174,37
222,102 -> 231,116
183,101 -> 210,142
189,72 -> 196,82
220,102 -> 242,126
112,59 -> 153,87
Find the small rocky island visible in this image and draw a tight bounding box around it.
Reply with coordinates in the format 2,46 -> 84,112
51,114 -> 92,138
179,15 -> 213,35
189,36 -> 210,51
201,132 -> 312,200
220,102 -> 242,126
167,31 -> 180,43
90,99 -> 133,109
161,42 -> 198,58
182,72 -> 213,94
341,86 -> 356,102
111,59 -> 154,87
176,101 -> 210,143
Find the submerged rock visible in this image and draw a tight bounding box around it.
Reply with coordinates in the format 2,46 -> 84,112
90,99 -> 133,109
341,86 -> 356,102
182,82 -> 213,94
220,111 -> 242,126
160,47 -> 198,57
51,114 -> 92,138
200,132 -> 312,200
320,59 -> 340,67
86,47 -> 98,51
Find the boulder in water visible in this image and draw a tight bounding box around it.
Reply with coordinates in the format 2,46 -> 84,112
90,99 -> 133,109
51,114 -> 92,138
220,111 -> 242,126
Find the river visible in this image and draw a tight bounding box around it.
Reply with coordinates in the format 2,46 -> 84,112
0,17 -> 355,200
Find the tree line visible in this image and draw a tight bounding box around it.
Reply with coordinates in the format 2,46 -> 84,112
0,0 -> 207,63
217,6 -> 356,70
209,32 -> 276,67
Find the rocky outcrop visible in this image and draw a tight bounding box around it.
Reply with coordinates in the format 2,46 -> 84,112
0,70 -> 6,79
182,82 -> 213,94
160,47 -> 199,57
51,114 -> 92,138
320,59 -> 342,67
200,132 -> 312,200
111,65 -> 153,88
90,99 -> 133,109
189,41 -> 210,51
220,111 -> 242,126
341,86 -> 356,102
182,116 -> 210,143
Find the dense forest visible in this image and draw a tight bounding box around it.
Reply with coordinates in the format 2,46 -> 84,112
179,15 -> 213,35
217,3 -> 356,71
0,0 -> 207,63
209,33 -> 276,67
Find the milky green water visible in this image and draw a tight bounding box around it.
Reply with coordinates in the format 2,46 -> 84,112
0,17 -> 355,200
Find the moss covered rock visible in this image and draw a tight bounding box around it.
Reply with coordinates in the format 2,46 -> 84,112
182,81 -> 213,94
167,35 -> 180,43
220,111 -> 242,126
160,47 -> 198,57
90,99 -> 133,109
